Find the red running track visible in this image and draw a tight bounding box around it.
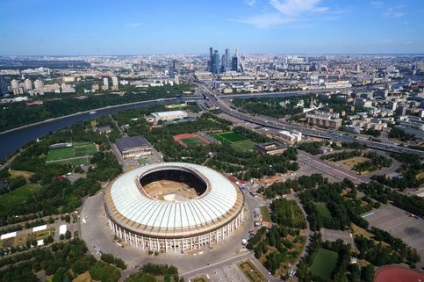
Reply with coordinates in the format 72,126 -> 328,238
374,266 -> 424,282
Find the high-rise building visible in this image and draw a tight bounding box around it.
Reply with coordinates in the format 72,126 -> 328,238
24,79 -> 33,91
212,50 -> 220,74
232,56 -> 239,72
34,79 -> 44,90
209,47 -> 214,72
0,76 -> 8,96
225,48 -> 230,71
172,60 -> 180,74
112,76 -> 119,87
11,79 -> 19,90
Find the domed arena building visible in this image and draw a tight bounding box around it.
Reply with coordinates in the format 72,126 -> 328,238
104,162 -> 245,253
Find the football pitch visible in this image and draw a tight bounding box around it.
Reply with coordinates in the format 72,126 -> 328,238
211,132 -> 255,151
46,142 -> 97,164
310,248 -> 338,279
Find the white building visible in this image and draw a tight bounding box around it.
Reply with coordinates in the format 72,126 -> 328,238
278,130 -> 302,143
147,110 -> 188,123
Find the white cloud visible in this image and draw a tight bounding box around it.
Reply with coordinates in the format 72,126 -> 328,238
126,23 -> 141,28
383,5 -> 405,18
244,0 -> 256,6
236,0 -> 328,28
371,1 -> 383,8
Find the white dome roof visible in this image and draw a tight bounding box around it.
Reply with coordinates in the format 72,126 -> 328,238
107,163 -> 242,236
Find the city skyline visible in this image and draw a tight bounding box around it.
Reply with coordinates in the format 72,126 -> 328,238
0,0 -> 423,56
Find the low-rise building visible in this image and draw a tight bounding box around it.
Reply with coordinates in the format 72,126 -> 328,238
255,141 -> 287,155
115,136 -> 152,159
146,110 -> 188,123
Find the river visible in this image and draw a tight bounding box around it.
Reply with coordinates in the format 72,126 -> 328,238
0,97 -> 193,161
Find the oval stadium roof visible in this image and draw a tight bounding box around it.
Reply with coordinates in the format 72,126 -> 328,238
107,163 -> 242,234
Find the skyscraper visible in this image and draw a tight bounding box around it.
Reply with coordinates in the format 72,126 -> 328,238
225,48 -> 230,71
172,60 -> 180,74
0,76 -> 8,96
209,47 -> 214,72
232,56 -> 238,72
212,50 -> 220,74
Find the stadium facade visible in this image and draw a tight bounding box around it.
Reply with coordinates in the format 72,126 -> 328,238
104,162 -> 245,253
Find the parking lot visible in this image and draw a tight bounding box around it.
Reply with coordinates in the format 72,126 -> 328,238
320,228 -> 354,245
201,264 -> 249,282
365,204 -> 424,268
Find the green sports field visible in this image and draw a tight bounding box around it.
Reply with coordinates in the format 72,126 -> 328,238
46,142 -> 97,165
180,137 -> 208,146
311,248 -> 338,279
211,132 -> 255,151
0,184 -> 41,209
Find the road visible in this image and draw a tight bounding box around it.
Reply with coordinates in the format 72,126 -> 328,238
199,85 -> 424,158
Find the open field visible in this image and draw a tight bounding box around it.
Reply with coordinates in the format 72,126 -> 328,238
46,142 -> 97,165
0,184 -> 41,208
310,248 -> 338,279
314,202 -> 332,221
8,169 -> 34,180
231,140 -> 255,151
337,156 -> 369,168
180,137 -> 208,146
238,260 -> 267,282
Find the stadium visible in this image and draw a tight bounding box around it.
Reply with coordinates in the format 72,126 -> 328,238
104,162 -> 245,253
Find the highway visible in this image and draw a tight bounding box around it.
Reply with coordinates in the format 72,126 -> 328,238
198,85 -> 424,158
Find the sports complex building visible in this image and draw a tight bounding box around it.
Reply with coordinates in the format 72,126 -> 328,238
104,162 -> 245,253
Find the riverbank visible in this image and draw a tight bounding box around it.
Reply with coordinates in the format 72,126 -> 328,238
0,97 -> 178,136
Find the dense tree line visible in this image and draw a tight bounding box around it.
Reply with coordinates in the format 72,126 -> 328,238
260,173 -> 326,198
320,150 -> 362,162
125,263 -> 180,282
247,224 -> 304,275
232,96 -> 308,118
0,83 -> 194,132
0,239 -> 117,282
352,151 -> 392,173
299,178 -> 372,231
358,181 -> 424,218
100,253 -> 127,270
362,128 -> 381,137
388,127 -> 415,141
270,199 -> 307,229
298,142 -> 325,155
355,228 -> 420,267
296,233 -> 374,282
370,153 -> 424,190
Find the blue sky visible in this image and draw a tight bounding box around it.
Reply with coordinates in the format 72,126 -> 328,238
0,0 -> 423,55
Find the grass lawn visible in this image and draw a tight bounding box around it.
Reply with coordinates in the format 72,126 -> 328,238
46,143 -> 97,162
219,132 -> 247,142
311,248 -> 338,279
238,260 -> 267,282
338,156 -> 369,168
231,140 -> 255,151
260,206 -> 271,222
181,137 -> 207,146
0,184 -> 41,208
314,202 -> 332,221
